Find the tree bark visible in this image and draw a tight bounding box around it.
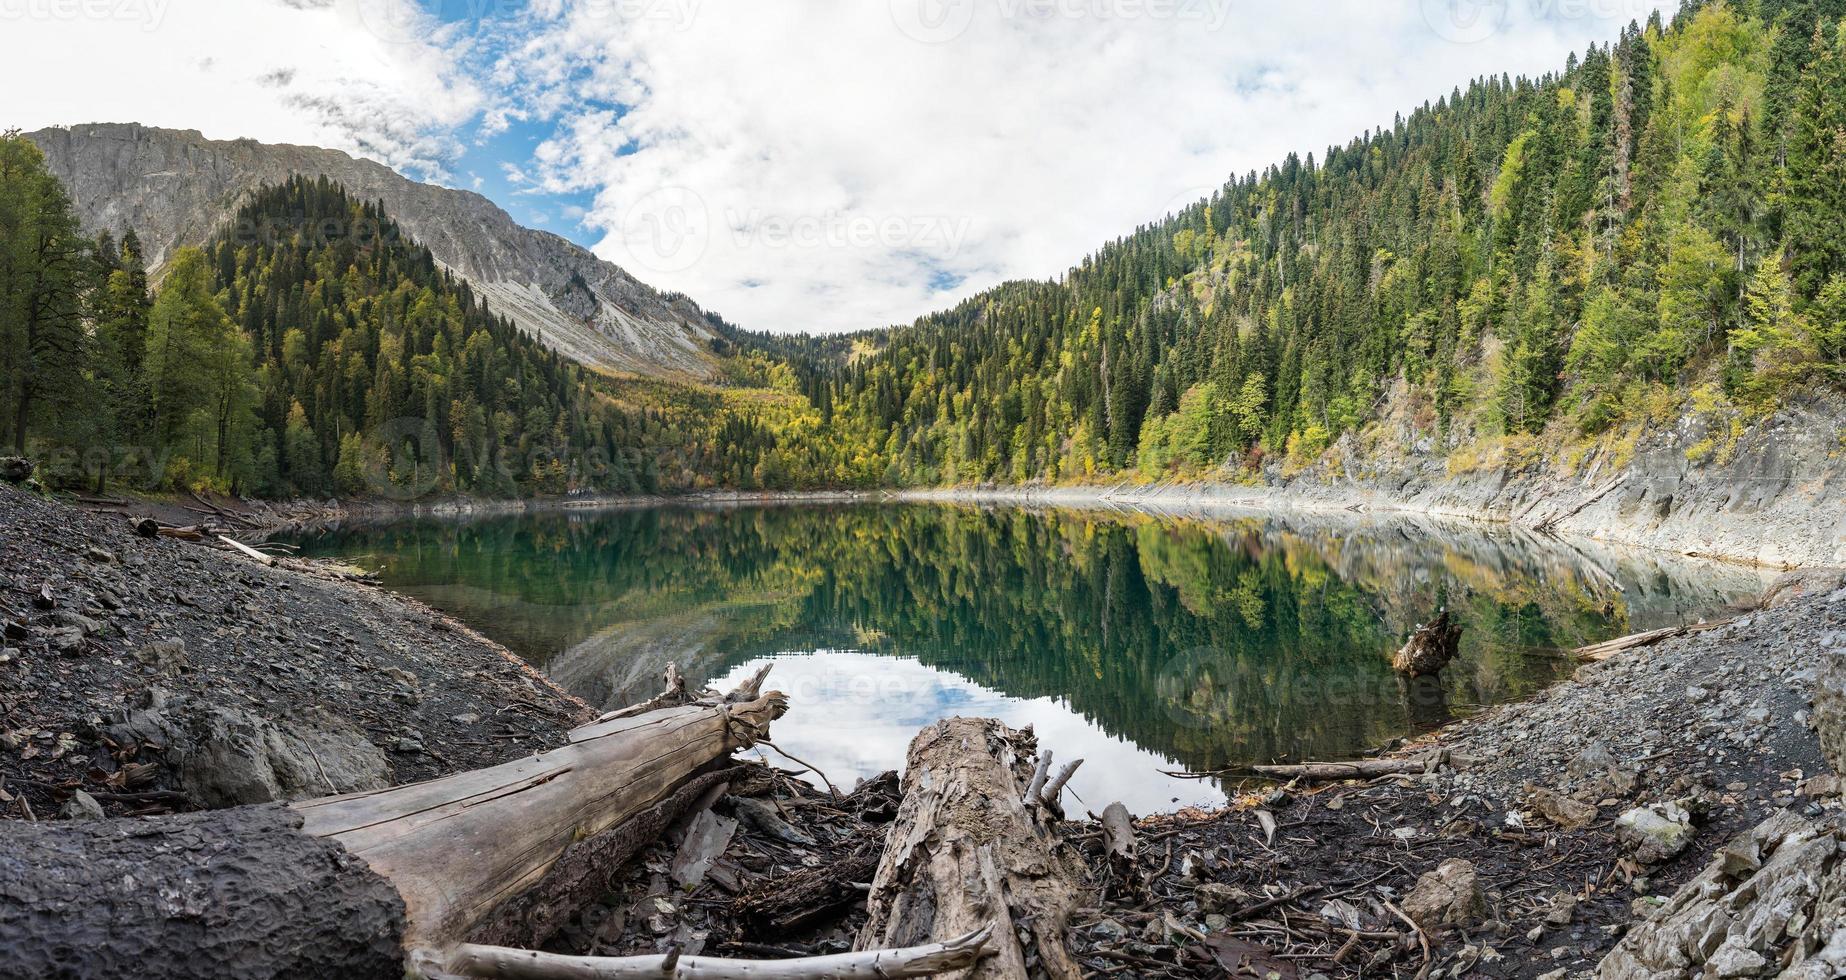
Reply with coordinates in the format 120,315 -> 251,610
856,718 -> 1092,979
0,805 -> 408,980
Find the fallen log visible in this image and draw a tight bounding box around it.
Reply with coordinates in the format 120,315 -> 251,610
0,677 -> 794,978
732,841 -> 881,937
415,926 -> 993,979
857,717 -> 1092,979
217,534 -> 277,567
1250,758 -> 1433,781
1573,618 -> 1733,662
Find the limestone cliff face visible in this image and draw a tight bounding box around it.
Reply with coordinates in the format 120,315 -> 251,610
27,123 -> 719,378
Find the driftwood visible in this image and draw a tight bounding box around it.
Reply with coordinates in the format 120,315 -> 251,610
414,927 -> 993,979
857,718 -> 1092,979
733,842 -> 882,937
0,674 -> 802,978
1248,753 -> 1451,783
217,534 -> 277,567
1392,610 -> 1463,676
1573,618 -> 1733,662
1100,802 -> 1141,895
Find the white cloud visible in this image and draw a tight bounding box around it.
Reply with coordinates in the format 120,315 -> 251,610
0,0 -> 1676,333
0,0 -> 482,181
485,0 -> 1676,332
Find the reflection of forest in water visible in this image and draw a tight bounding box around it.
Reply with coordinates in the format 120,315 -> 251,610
286,504 -> 1766,773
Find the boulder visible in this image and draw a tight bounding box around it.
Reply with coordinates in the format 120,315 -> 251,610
1615,802 -> 1694,864
1401,858 -> 1487,932
111,696 -> 388,807
1528,787 -> 1599,830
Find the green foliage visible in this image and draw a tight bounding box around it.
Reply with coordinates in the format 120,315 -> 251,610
0,132 -> 93,457
719,1 -> 1846,485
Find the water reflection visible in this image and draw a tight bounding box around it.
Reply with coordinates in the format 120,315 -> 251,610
711,652 -> 1225,813
285,504 -> 1765,802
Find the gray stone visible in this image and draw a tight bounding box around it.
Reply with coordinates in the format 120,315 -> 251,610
133,638 -> 188,673
1401,859 -> 1487,932
1616,802 -> 1694,864
1705,940 -> 1766,977
59,790 -> 104,821
1193,882 -> 1242,914
109,697 -> 386,807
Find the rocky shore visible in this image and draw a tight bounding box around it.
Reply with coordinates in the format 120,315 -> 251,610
6,477 -> 1846,978
539,572 -> 1846,978
0,485 -> 586,821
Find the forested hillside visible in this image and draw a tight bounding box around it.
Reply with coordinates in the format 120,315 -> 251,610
0,163 -> 675,495
777,0 -> 1846,486
6,0 -> 1846,499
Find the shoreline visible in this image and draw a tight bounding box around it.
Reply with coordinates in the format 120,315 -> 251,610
10,480 -> 1846,976
897,476 -> 1846,573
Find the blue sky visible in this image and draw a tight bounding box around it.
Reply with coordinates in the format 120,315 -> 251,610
4,0 -> 1675,333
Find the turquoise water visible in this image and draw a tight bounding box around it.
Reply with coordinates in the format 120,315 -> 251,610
285,503 -> 1757,811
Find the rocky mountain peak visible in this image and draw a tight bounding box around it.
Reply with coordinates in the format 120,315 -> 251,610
27,123 -> 719,378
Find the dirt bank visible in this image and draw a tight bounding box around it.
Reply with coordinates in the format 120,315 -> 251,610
0,485 -> 588,821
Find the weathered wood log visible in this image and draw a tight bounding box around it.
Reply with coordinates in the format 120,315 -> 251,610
595,664 -> 691,722
300,691 -> 788,949
1248,753 -> 1452,782
0,678 -> 789,978
472,767 -> 738,948
415,927 -> 993,979
857,718 -> 1093,979
1392,610 -> 1463,676
1100,802 -> 1141,896
1573,618 -> 1733,662
218,534 -> 277,567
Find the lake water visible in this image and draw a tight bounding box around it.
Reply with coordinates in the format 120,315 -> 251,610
283,503 -> 1764,812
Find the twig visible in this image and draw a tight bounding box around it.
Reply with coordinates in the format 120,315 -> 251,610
756,739 -> 840,801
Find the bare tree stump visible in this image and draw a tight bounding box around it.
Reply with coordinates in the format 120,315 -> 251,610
856,718 -> 1092,979
1393,610 -> 1463,677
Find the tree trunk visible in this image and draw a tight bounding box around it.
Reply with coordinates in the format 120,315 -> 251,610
857,718 -> 1092,979
1392,610 -> 1463,676
297,691 -> 789,949
0,686 -> 789,978
0,804 -> 409,980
